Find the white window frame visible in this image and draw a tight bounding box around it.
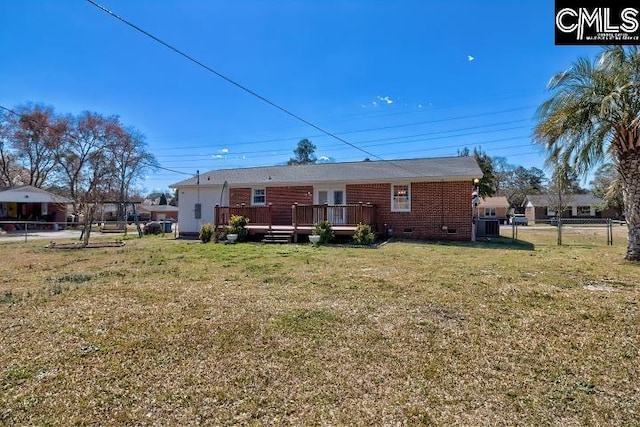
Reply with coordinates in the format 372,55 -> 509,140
483,207 -> 496,217
391,183 -> 411,212
314,187 -> 346,205
577,206 -> 591,216
547,207 -> 556,217
252,188 -> 266,206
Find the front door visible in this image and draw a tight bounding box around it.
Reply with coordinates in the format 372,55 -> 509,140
316,189 -> 346,224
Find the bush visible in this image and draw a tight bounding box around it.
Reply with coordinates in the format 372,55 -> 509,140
313,220 -> 334,245
227,215 -> 249,242
353,223 -> 374,245
199,223 -> 214,243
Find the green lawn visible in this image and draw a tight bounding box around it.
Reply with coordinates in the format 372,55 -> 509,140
1,229 -> 638,425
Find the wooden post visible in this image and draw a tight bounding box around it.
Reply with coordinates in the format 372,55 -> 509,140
292,203 -> 298,243
268,203 -> 273,233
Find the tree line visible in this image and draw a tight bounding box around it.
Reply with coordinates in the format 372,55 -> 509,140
0,104 -> 158,211
460,147 -> 623,215
0,104 -> 158,244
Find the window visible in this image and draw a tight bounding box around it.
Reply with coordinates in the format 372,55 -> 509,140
333,190 -> 344,205
252,188 -> 266,205
547,207 -> 556,217
483,207 -> 496,217
391,184 -> 410,212
577,206 -> 591,216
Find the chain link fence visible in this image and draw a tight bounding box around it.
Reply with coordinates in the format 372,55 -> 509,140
508,218 -> 626,247
0,219 -> 177,242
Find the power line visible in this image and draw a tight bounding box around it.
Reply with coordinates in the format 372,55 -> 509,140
150,88 -> 544,144
153,106 -> 536,150
85,0 -> 456,179
154,123 -> 532,160
149,133 -> 537,171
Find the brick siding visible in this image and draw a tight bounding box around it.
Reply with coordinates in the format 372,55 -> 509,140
229,186 -> 313,225
230,181 -> 473,240
347,181 -> 472,241
229,188 -> 251,207
266,186 -> 313,225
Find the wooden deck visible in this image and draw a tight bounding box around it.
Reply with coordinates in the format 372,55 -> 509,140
214,203 -> 376,242
244,224 -> 360,235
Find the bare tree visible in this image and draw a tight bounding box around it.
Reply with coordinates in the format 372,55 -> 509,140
55,112 -> 127,245
1,105 -> 157,243
546,165 -> 576,246
6,105 -> 67,188
0,112 -> 20,186
57,112 -> 118,214
109,128 -> 158,207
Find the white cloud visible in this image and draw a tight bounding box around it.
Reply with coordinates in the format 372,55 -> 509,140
467,55 -> 475,62
220,148 -> 229,153
377,95 -> 393,105
213,154 -> 223,159
417,104 -> 423,108
372,101 -> 377,106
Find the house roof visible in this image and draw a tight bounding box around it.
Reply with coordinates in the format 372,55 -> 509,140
524,194 -> 601,207
0,185 -> 73,204
477,196 -> 509,208
170,156 -> 482,188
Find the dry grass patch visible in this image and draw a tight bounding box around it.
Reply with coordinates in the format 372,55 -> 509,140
1,229 -> 638,425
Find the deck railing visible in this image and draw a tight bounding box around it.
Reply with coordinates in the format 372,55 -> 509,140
292,203 -> 376,227
215,204 -> 273,230
214,202 -> 376,232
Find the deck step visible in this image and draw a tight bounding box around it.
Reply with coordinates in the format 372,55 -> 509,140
262,232 -> 292,244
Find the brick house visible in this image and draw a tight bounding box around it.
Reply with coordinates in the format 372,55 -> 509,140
170,156 -> 482,241
477,196 -> 510,224
138,204 -> 179,222
523,194 -> 616,223
0,185 -> 73,230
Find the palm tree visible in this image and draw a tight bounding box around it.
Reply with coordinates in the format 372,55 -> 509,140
535,46 -> 640,261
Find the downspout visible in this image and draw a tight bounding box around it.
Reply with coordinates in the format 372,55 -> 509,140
440,180 -> 444,229
215,180 -> 228,243
219,180 -> 228,207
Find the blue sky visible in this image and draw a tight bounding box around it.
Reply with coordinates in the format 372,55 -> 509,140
1,1 -> 602,193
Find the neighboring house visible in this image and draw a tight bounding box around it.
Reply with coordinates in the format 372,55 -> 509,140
138,204 -> 179,221
477,196 -> 510,224
523,194 -> 616,222
0,185 -> 73,228
170,156 -> 482,241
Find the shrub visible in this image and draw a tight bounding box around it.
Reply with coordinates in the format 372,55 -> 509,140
353,223 -> 374,245
199,223 -> 214,243
313,220 -> 334,245
227,215 -> 249,242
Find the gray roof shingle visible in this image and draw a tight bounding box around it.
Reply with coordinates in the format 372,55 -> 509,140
0,185 -> 73,204
170,156 -> 482,188
524,194 -> 601,206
